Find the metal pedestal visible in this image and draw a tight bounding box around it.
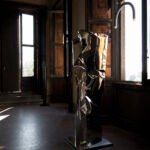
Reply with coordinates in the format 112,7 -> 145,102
66,136 -> 113,150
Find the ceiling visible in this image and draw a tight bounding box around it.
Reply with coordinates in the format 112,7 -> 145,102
3,0 -> 64,9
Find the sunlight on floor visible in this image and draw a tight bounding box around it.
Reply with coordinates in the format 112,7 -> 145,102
0,115 -> 10,121
0,107 -> 14,121
0,107 -> 14,114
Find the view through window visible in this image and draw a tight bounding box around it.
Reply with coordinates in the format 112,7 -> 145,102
147,0 -> 150,79
20,13 -> 34,77
121,0 -> 142,81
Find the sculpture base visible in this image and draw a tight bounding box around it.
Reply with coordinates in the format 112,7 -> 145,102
66,136 -> 113,150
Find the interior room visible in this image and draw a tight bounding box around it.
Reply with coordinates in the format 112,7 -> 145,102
0,0 -> 150,149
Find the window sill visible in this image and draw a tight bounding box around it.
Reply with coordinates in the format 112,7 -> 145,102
112,81 -> 143,90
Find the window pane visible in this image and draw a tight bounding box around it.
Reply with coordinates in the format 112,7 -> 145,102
122,0 -> 142,81
22,46 -> 34,77
147,0 -> 150,79
22,14 -> 34,45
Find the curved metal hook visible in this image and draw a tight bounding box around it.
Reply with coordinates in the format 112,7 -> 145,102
114,2 -> 136,29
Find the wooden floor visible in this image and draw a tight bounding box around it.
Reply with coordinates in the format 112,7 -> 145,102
0,103 -> 150,150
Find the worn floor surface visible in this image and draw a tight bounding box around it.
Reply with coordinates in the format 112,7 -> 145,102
0,103 -> 150,150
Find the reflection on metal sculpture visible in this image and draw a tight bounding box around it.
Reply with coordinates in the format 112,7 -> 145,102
114,2 -> 135,29
73,29 -> 108,149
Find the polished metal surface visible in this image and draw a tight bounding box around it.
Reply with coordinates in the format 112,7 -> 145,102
72,30 -> 109,149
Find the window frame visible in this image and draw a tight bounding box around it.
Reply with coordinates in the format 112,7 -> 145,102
142,0 -> 149,85
120,0 -> 142,82
119,0 -> 150,85
19,12 -> 36,78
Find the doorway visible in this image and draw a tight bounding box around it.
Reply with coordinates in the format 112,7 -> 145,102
19,13 -> 37,92
0,3 -> 42,94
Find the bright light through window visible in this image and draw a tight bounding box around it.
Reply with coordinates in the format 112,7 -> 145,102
147,0 -> 150,79
0,107 -> 13,121
122,0 -> 142,82
21,13 -> 34,77
22,47 -> 34,77
0,107 -> 14,114
0,115 -> 10,121
22,14 -> 34,45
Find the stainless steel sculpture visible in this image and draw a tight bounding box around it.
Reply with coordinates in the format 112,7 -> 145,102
69,30 -> 112,149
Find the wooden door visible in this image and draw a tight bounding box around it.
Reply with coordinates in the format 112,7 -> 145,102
0,6 -> 20,92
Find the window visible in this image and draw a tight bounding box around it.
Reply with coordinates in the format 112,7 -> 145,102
147,0 -> 150,79
121,0 -> 142,82
121,0 -> 150,83
19,13 -> 35,77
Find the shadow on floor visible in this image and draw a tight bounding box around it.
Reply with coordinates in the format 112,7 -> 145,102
0,103 -> 150,150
